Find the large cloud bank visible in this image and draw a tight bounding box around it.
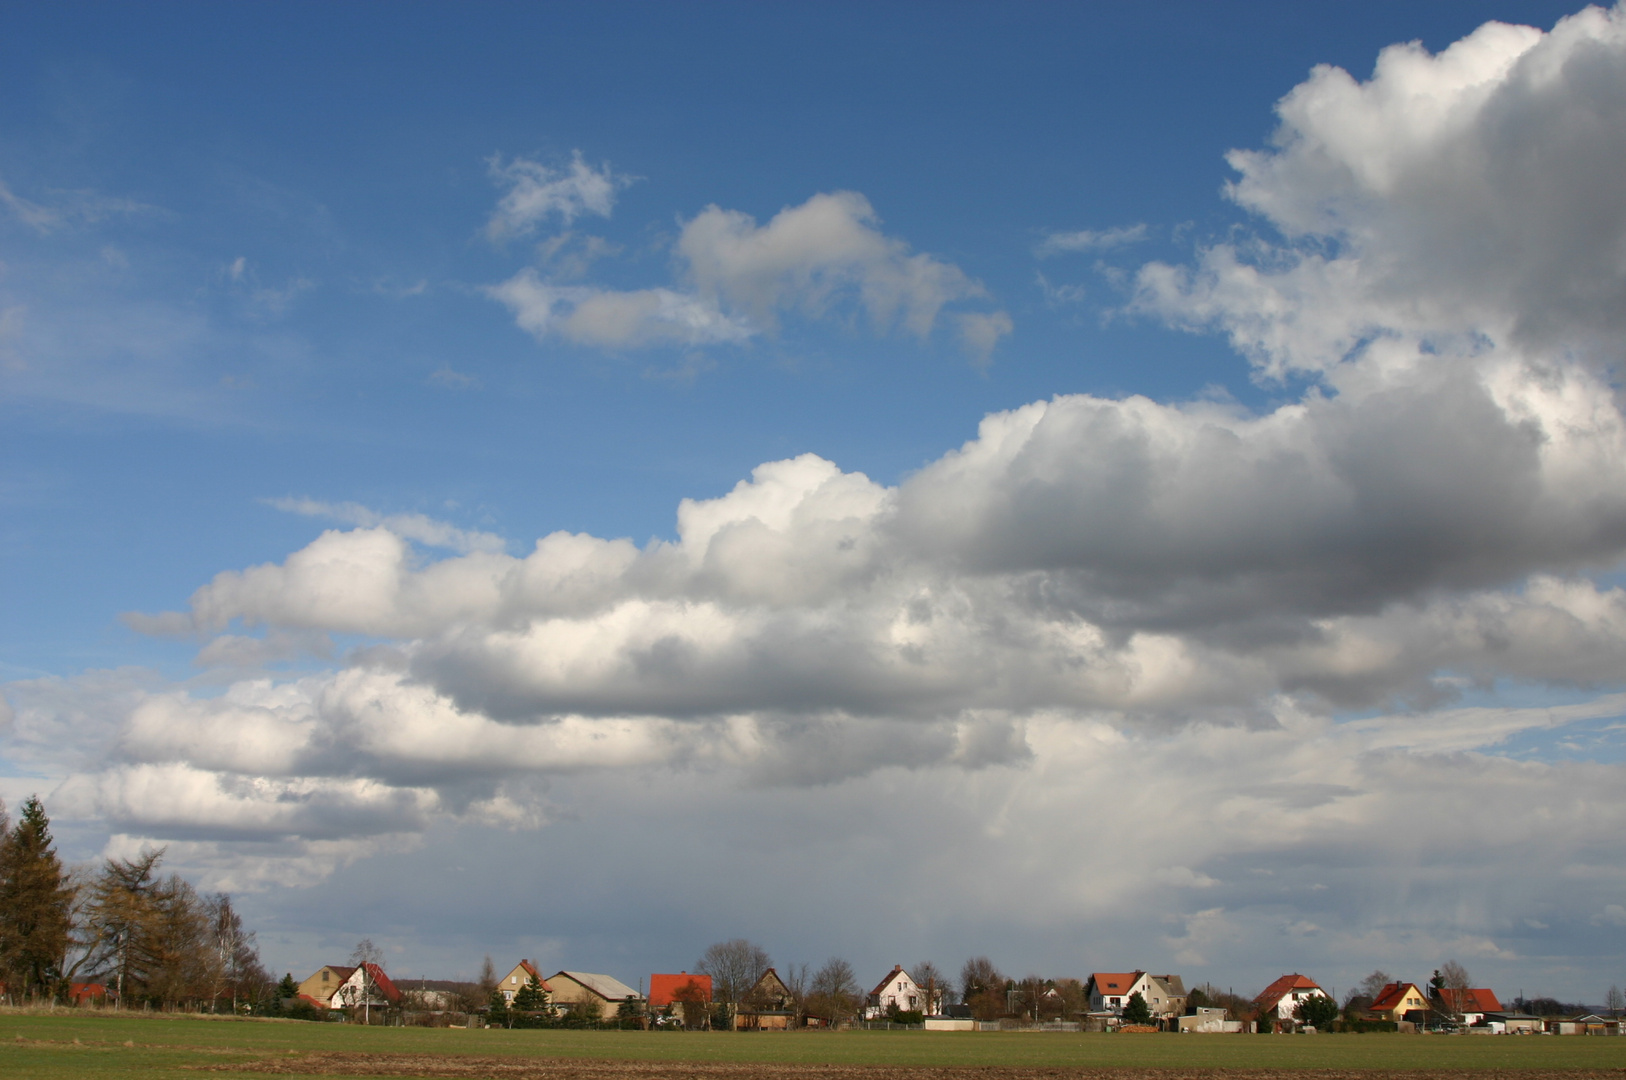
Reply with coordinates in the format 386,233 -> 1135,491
7,4 -> 1626,982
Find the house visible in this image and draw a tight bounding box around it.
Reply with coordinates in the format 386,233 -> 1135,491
331,963 -> 401,1010
738,968 -> 796,1030
1368,982 -> 1430,1025
1255,973 -> 1331,1030
296,965 -> 356,1008
496,960 -> 553,1006
395,979 -> 474,1011
1433,987 -> 1502,1025
547,970 -> 642,1015
648,972 -> 712,1012
67,982 -> 108,1006
1086,972 -> 1186,1019
864,965 -> 924,1020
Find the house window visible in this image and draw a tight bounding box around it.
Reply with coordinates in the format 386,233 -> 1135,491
322,971 -> 329,981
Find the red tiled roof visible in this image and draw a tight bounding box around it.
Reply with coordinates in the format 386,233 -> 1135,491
511,960 -> 552,991
1437,987 -> 1502,1013
68,983 -> 107,1004
869,965 -> 910,998
297,993 -> 329,1008
1254,973 -> 1322,1012
649,972 -> 711,1008
1369,982 -> 1424,1012
1089,972 -> 1142,995
362,962 -> 402,1004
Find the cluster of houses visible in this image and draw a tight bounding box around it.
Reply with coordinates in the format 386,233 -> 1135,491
287,958 -> 1624,1035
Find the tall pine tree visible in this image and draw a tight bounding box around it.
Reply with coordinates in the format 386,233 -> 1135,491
0,796 -> 76,998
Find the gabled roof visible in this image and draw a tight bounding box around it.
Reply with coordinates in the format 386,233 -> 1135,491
1088,972 -> 1142,995
1255,973 -> 1323,1012
1370,982 -> 1425,1013
553,970 -> 640,1001
506,960 -> 552,990
359,962 -> 402,1004
1151,974 -> 1186,997
325,965 -> 357,983
753,968 -> 791,998
1435,987 -> 1502,1013
870,965 -> 913,998
649,972 -> 711,1008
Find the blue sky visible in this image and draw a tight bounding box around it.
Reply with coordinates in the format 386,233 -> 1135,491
6,1 -> 1626,1001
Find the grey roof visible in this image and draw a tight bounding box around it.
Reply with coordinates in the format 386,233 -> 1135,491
556,970 -> 640,1000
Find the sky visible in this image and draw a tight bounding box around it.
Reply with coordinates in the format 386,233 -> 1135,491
3,0 -> 1626,1004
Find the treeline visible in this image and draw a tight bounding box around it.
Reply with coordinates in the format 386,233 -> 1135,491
0,795 -> 271,1011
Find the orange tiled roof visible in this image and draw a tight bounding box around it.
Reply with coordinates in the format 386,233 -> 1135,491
1090,972 -> 1141,995
1255,973 -> 1322,1012
649,972 -> 711,1008
1369,982 -> 1424,1012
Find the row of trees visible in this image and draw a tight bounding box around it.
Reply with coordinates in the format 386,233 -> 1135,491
0,796 -> 271,1010
694,939 -> 870,1026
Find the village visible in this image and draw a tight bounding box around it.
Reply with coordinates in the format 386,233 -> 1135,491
279,951 -> 1625,1037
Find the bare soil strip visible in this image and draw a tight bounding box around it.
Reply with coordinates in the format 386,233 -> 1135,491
190,1051 -> 1626,1080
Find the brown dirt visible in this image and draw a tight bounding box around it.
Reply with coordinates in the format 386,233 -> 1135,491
188,1052 -> 1626,1080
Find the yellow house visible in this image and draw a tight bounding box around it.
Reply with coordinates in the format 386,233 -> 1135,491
296,965 -> 356,1008
496,959 -> 551,1005
1368,982 -> 1429,1023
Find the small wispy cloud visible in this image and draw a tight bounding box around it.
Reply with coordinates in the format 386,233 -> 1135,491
1036,223 -> 1148,257
1035,271 -> 1087,307
427,366 -> 481,390
485,152 -> 632,242
263,497 -> 505,554
0,177 -> 159,234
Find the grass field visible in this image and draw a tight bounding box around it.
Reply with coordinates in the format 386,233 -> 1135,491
3,1011 -> 1625,1078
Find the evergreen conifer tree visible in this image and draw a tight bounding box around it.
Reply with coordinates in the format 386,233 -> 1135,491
488,987 -> 512,1027
513,973 -> 546,1012
1121,991 -> 1153,1025
0,796 -> 76,998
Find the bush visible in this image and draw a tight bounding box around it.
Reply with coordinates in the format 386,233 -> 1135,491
891,1010 -> 924,1026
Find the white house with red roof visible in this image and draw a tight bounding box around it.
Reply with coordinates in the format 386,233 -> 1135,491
864,965 -> 925,1019
332,962 -> 401,1010
1255,973 -> 1329,1029
1085,971 -> 1186,1018
1435,986 -> 1502,1025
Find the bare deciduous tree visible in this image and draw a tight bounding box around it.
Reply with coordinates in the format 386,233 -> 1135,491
696,939 -> 771,1005
350,938 -> 385,971
913,961 -> 951,1011
960,956 -> 1004,1020
780,962 -> 810,1025
807,957 -> 859,1026
1436,960 -> 1471,1020
478,955 -> 498,1001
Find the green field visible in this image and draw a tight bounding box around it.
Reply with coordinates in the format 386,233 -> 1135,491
3,1011 -> 1624,1077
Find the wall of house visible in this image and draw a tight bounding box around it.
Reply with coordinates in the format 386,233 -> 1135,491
1269,987 -> 1329,1019
296,968 -> 341,1006
867,974 -> 922,1017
